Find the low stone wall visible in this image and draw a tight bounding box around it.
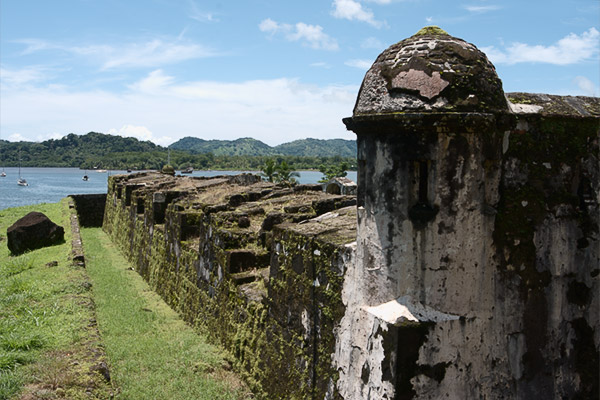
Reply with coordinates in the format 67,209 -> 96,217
67,199 -> 85,267
70,194 -> 106,227
102,172 -> 356,399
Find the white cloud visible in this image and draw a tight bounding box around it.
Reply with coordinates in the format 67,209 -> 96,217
27,132 -> 64,142
107,125 -> 173,146
8,133 -> 27,142
331,0 -> 383,28
259,19 -> 339,51
17,39 -> 51,55
15,37 -> 217,70
345,59 -> 373,70
1,73 -> 358,146
361,37 -> 384,49
310,62 -> 332,68
463,5 -> 501,13
259,18 -> 280,33
99,39 -> 216,69
128,69 -> 175,94
0,66 -> 49,86
482,28 -> 600,65
574,76 -> 598,96
188,0 -> 218,22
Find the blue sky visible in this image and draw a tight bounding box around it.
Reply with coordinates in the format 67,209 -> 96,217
1,0 -> 598,146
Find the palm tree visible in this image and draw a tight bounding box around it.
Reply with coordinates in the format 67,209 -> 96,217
274,160 -> 300,186
260,158 -> 277,182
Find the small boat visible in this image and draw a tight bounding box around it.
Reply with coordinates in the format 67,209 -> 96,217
181,166 -> 193,174
82,171 -> 89,181
1,170 -> 6,177
96,169 -> 107,173
17,153 -> 28,186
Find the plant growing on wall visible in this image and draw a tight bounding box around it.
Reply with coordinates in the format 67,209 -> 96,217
318,161 -> 348,183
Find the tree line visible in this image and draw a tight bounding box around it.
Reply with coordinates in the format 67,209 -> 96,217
0,133 -> 356,172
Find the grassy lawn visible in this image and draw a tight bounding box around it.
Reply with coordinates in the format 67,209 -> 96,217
1,202 -> 250,399
0,200 -> 112,399
80,227 -> 250,400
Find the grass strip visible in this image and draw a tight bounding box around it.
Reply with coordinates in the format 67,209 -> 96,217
0,201 -> 113,400
81,227 -> 250,400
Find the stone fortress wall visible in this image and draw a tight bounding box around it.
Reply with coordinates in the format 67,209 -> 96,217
101,173 -> 357,399
91,27 -> 598,399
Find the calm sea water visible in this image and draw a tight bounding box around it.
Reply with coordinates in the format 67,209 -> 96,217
0,168 -> 357,210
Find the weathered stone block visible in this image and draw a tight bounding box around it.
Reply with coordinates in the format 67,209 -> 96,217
7,212 -> 65,254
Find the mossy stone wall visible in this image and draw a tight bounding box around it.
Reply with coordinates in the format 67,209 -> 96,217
101,174 -> 354,399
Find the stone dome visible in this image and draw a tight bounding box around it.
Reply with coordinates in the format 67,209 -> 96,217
353,26 -> 508,116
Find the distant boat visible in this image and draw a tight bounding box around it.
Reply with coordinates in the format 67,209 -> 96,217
17,154 -> 28,186
181,167 -> 193,174
82,170 -> 89,181
96,169 -> 107,173
0,140 -> 5,177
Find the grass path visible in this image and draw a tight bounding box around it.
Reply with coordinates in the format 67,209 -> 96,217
0,201 -> 113,400
81,227 -> 250,400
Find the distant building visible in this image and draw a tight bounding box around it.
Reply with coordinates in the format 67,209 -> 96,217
323,176 -> 357,195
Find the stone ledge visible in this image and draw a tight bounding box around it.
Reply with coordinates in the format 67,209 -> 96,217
363,296 -> 460,325
68,198 -> 85,267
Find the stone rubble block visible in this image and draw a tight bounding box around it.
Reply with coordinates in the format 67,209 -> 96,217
7,211 -> 65,255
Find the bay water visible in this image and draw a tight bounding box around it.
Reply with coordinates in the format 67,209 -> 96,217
0,168 -> 356,211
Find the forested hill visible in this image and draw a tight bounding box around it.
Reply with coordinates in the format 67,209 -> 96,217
275,139 -> 356,158
169,137 -> 357,158
169,137 -> 274,156
1,132 -> 158,167
0,132 -> 356,170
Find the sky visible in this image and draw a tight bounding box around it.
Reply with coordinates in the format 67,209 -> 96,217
1,0 -> 598,146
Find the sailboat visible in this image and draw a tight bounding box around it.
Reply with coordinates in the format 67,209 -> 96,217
17,152 -> 28,186
82,170 -> 89,181
0,133 -> 4,176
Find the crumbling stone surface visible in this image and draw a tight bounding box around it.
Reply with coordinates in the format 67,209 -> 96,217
354,26 -> 508,115
341,27 -> 599,400
68,199 -> 86,267
506,92 -> 600,117
102,171 -> 357,399
7,212 -> 65,254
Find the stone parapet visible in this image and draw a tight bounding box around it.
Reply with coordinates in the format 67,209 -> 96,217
102,171 -> 356,399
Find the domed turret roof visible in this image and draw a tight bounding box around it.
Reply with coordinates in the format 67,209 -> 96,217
353,26 -> 508,116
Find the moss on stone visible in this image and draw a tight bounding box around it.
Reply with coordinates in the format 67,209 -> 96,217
101,172 -> 356,399
413,25 -> 449,36
492,114 -> 598,301
161,165 -> 175,176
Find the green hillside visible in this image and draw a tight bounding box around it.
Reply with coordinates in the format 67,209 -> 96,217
170,137 -> 275,156
0,132 -> 356,171
169,136 -> 356,158
274,138 -> 356,157
1,132 -> 158,168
